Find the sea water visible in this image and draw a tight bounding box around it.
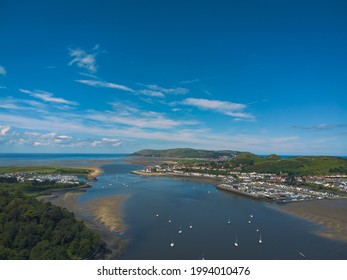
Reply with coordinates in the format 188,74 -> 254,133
1,154 -> 347,259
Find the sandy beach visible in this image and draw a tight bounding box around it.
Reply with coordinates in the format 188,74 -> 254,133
279,199 -> 347,243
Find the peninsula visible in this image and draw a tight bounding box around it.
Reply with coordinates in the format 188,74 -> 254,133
131,148 -> 347,203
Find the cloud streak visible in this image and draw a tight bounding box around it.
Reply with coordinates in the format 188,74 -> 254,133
182,98 -> 254,120
19,89 -> 78,106
145,84 -> 189,95
293,124 -> 347,131
75,79 -> 135,92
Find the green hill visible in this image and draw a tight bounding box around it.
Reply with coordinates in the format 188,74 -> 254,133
131,148 -> 241,158
240,156 -> 347,175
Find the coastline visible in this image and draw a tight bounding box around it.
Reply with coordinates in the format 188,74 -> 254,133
38,166 -> 128,259
131,170 -> 222,186
133,169 -> 347,244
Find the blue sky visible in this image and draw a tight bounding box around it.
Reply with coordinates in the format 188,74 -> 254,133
0,0 -> 346,155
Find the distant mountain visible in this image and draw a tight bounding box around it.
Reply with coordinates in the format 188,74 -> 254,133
131,148 -> 241,158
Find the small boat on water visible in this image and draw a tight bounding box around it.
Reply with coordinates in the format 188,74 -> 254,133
227,219 -> 231,225
250,214 -> 253,218
299,252 -> 306,258
259,232 -> 262,244
170,242 -> 175,247
234,236 -> 238,247
178,226 -> 183,234
248,220 -> 251,224
189,225 -> 193,229
168,219 -> 172,223
156,214 -> 159,217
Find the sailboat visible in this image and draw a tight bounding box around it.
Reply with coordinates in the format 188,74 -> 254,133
259,232 -> 262,244
234,236 -> 238,247
178,226 -> 183,234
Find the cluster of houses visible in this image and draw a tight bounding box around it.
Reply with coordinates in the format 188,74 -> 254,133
0,172 -> 82,185
141,164 -> 347,203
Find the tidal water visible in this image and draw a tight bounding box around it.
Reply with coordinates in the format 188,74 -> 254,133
1,154 -> 347,259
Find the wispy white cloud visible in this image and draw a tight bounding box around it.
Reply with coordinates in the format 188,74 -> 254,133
68,45 -> 100,73
0,65 -> 6,76
75,79 -> 135,93
100,138 -> 123,146
293,123 -> 347,131
137,89 -> 165,98
19,89 -> 79,106
182,98 -> 255,120
179,78 -> 200,84
86,109 -> 197,130
145,84 -> 189,95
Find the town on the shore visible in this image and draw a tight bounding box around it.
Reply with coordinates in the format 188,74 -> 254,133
134,162 -> 347,203
0,172 -> 84,185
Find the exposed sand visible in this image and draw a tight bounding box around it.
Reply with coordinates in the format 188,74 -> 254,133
82,166 -> 103,178
86,196 -> 128,235
279,199 -> 347,243
38,185 -> 129,259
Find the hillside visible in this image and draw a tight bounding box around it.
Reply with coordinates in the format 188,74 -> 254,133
131,148 -> 241,158
0,190 -> 102,259
233,155 -> 347,175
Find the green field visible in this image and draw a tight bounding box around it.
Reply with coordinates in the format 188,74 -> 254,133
0,166 -> 90,175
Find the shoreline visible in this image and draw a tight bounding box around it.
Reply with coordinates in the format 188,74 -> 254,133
131,170 -> 222,186
38,166 -> 128,259
133,169 -> 347,244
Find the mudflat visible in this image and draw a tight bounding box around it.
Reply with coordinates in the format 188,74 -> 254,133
39,186 -> 128,259
280,199 -> 347,243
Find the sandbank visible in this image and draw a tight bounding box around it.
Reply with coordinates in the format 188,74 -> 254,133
279,199 -> 347,243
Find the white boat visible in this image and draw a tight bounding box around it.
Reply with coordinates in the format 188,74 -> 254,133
259,232 -> 262,244
227,219 -> 231,225
170,242 -> 175,247
256,229 -> 259,232
178,226 -> 182,234
234,236 -> 238,247
156,214 -> 159,217
168,220 -> 172,223
250,214 -> 253,218
248,220 -> 251,224
189,225 -> 193,229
